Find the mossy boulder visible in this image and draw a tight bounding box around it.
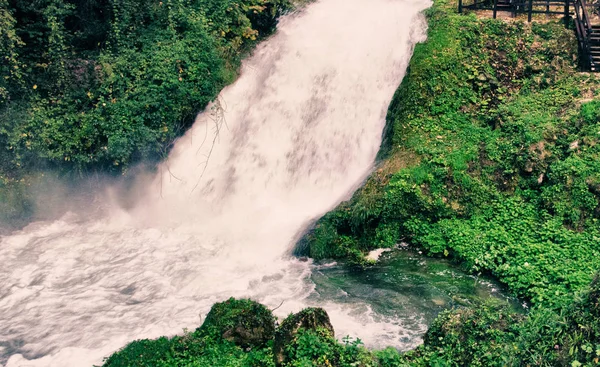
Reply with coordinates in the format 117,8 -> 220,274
273,307 -> 334,366
198,298 -> 276,349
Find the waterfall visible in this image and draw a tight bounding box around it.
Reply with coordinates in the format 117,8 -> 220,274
0,0 -> 430,365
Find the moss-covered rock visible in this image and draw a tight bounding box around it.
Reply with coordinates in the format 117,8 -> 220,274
198,297 -> 276,349
273,307 -> 334,366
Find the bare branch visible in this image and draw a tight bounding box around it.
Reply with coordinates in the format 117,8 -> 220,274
270,300 -> 285,312
191,97 -> 227,193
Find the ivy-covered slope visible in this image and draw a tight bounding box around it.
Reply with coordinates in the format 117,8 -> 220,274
303,0 -> 600,309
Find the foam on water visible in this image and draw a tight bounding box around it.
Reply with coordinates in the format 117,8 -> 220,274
0,0 -> 431,365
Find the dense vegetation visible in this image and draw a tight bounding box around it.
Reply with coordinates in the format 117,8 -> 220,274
0,0 -> 289,226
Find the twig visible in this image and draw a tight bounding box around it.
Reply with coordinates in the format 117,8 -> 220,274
270,300 -> 285,312
190,97 -> 227,193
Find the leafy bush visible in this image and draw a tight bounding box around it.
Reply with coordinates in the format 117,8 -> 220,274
0,0 -> 290,175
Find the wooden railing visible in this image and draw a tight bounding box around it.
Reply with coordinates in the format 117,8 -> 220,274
458,0 -> 495,13
459,0 -> 570,23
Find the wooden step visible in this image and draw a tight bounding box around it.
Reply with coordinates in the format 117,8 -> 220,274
528,1 -> 568,5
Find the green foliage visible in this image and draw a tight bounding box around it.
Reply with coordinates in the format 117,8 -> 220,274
418,301 -> 522,367
0,0 -> 290,174
401,276 -> 600,367
0,175 -> 33,225
101,302 -> 380,367
281,329 -> 376,367
101,336 -> 173,367
0,0 -> 24,104
101,330 -> 276,367
0,0 -> 290,226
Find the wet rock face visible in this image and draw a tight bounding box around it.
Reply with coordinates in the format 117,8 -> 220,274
273,307 -> 334,366
199,298 -> 276,349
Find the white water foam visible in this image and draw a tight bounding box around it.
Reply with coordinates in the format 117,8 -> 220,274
1,0 -> 430,365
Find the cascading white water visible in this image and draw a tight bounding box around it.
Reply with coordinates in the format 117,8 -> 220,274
0,0 -> 431,365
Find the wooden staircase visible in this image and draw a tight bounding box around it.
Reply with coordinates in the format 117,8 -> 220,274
574,0 -> 600,71
590,25 -> 600,70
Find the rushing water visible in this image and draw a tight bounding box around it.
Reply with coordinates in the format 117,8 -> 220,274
310,248 -> 522,349
0,0 -> 440,365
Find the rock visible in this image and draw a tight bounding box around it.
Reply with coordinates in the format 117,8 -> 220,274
273,308 -> 334,366
366,248 -> 390,261
198,298 -> 276,349
569,140 -> 579,150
